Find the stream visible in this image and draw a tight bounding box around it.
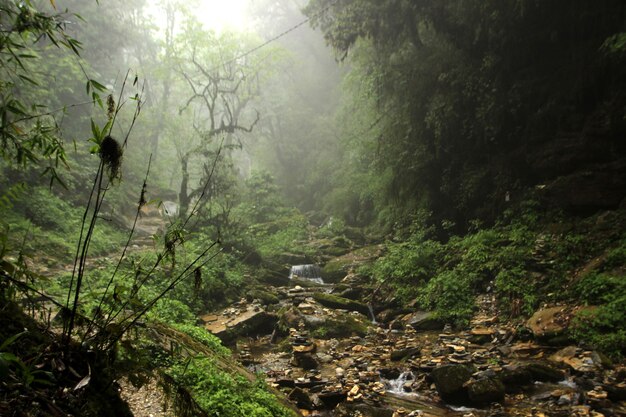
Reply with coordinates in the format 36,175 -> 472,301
202,269 -> 626,417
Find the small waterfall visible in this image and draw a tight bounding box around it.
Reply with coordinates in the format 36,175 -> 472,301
367,304 -> 377,324
289,264 -> 324,284
385,371 -> 414,394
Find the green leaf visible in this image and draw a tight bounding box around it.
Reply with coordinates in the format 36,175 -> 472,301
0,330 -> 28,351
90,119 -> 101,142
89,79 -> 107,92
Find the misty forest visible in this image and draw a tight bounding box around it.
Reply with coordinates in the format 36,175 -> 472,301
1,0 -> 626,416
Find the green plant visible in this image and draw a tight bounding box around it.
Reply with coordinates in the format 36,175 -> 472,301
0,330 -> 54,387
418,269 -> 476,326
167,357 -> 295,417
574,272 -> 626,305
571,296 -> 626,359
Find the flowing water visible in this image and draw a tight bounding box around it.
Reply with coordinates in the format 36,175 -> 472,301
289,264 -> 324,284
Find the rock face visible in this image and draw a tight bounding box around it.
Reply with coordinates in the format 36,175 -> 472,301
430,364 -> 473,404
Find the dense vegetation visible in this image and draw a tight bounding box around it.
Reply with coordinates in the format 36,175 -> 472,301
0,0 -> 625,415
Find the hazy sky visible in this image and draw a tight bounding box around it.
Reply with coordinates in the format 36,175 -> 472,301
189,0 -> 251,32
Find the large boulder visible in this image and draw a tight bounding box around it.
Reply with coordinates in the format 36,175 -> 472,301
526,306 -> 571,339
322,245 -> 384,283
202,305 -> 277,345
467,377 -> 505,405
430,364 -> 473,404
404,311 -> 445,331
312,292 -> 370,316
499,366 -> 534,392
522,362 -> 565,382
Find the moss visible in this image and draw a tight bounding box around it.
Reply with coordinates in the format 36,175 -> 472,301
312,315 -> 369,339
312,292 -> 370,316
321,258 -> 352,282
246,289 -> 280,305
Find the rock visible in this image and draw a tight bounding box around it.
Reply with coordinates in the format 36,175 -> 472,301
469,327 -> 496,344
293,352 -> 319,370
321,258 -> 353,283
538,162 -> 626,214
288,387 -> 315,410
523,362 -> 565,382
312,292 -> 370,316
430,364 -> 473,404
550,346 -> 598,373
246,288 -> 280,305
202,306 -> 277,344
499,366 -> 534,391
404,311 -> 445,331
390,347 -> 421,362
605,383 -> 626,402
467,377 -> 505,405
298,302 -> 317,315
526,306 -> 570,339
317,390 -> 347,408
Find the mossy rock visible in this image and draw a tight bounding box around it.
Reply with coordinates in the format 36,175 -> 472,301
322,258 -> 353,282
312,292 -> 370,316
246,289 -> 280,305
430,364 -> 473,404
312,315 -> 369,339
467,377 -> 505,405
321,245 -> 383,283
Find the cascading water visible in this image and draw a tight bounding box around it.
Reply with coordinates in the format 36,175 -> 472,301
367,304 -> 377,324
385,371 -> 415,394
289,264 -> 324,284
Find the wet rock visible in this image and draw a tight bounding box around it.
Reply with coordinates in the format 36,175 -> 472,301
390,347 -> 421,362
467,377 -> 505,405
523,362 -> 566,382
318,390 -> 347,408
550,346 -> 599,373
288,387 -> 315,410
404,311 -> 445,332
499,366 -> 534,391
430,364 -> 473,404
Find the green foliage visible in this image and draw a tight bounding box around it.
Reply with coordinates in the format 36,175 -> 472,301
368,238 -> 442,302
147,299 -> 196,326
574,272 -> 626,305
4,186 -> 126,261
571,297 -> 626,359
417,270 -> 476,326
167,357 -> 295,417
171,324 -> 230,357
303,0 -> 626,228
247,209 -> 313,260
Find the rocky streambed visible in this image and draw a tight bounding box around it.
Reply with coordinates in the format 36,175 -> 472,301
200,282 -> 626,417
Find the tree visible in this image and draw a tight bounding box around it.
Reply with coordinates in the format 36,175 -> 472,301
172,20 -> 267,219
304,0 -> 626,230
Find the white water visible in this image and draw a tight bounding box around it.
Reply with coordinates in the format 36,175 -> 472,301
367,304 -> 377,324
385,371 -> 414,394
289,264 -> 324,284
